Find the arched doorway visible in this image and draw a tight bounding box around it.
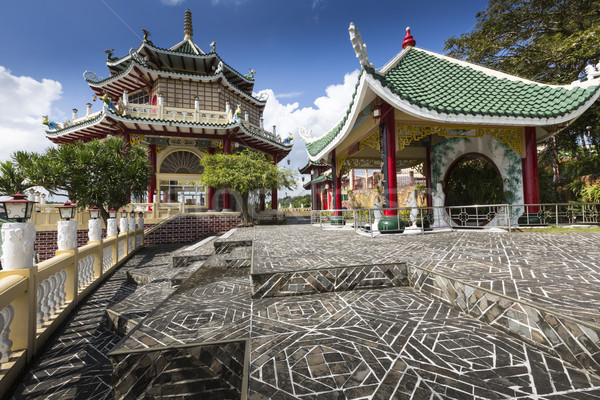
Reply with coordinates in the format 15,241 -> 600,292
157,150 -> 205,205
443,153 -> 506,226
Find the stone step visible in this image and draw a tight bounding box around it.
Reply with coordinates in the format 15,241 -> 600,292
250,262 -> 408,299
106,279 -> 175,336
408,264 -> 600,378
171,236 -> 217,268
214,228 -> 253,254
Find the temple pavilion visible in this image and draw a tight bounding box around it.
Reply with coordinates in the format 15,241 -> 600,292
44,10 -> 292,211
302,24 -> 600,224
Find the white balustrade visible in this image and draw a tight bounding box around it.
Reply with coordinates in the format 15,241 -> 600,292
102,246 -> 113,273
37,271 -> 67,327
136,233 -> 142,247
128,237 -> 133,252
118,241 -> 124,261
0,305 -> 15,364
77,254 -> 95,291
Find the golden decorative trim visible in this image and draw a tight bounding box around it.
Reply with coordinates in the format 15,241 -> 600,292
130,134 -> 145,145
336,151 -> 348,176
211,139 -> 223,149
359,129 -> 380,152
396,123 -> 521,154
156,145 -> 168,154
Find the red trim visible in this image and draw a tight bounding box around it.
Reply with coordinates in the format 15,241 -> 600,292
383,103 -> 397,216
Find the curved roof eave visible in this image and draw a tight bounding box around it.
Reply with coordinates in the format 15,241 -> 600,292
44,111 -> 108,138
365,71 -> 600,128
307,70 -> 600,162
86,59 -> 266,106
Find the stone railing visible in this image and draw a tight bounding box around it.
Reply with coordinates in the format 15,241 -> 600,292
0,227 -> 144,394
123,104 -> 228,125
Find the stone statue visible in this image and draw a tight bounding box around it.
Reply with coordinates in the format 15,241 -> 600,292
433,182 -> 446,227
408,189 -> 418,227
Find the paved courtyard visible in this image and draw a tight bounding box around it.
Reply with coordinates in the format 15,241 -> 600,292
8,225 -> 600,399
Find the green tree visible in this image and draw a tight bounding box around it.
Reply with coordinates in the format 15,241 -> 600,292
13,137 -> 150,223
0,161 -> 27,196
199,149 -> 296,224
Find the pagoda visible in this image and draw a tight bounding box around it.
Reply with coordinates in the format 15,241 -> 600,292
302,24 -> 600,228
44,10 -> 292,211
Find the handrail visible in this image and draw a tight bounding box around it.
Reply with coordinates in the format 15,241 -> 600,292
0,227 -> 145,394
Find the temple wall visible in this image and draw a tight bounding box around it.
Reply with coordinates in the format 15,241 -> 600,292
152,78 -> 262,126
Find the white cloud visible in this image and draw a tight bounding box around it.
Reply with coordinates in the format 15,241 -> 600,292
259,69 -> 359,195
0,66 -> 62,162
160,0 -> 186,5
275,91 -> 304,99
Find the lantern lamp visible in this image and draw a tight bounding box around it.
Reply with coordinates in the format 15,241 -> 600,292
129,211 -> 135,218
88,206 -> 101,220
138,211 -> 144,218
120,210 -> 128,219
58,201 -> 76,221
108,208 -> 117,219
0,193 -> 36,222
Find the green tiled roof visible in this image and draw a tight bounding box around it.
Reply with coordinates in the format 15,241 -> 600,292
305,47 -> 600,159
311,174 -> 330,184
374,48 -> 599,119
172,41 -> 201,55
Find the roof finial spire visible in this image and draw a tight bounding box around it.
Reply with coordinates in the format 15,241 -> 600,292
402,27 -> 416,49
184,9 -> 193,39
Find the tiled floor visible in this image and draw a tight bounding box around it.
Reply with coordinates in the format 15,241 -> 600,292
9,226 -> 600,399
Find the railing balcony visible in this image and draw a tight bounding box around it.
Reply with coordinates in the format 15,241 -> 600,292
123,104 -> 228,125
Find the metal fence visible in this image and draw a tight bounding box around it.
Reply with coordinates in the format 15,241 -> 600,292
311,202 -> 600,236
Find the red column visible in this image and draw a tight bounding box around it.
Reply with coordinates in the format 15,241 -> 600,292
271,156 -> 278,210
148,144 -> 157,210
331,149 -> 342,213
382,103 -> 397,216
222,137 -> 231,210
207,147 -> 215,210
522,126 -> 540,211
425,145 -> 432,208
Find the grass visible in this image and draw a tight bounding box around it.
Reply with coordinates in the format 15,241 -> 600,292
515,225 -> 600,233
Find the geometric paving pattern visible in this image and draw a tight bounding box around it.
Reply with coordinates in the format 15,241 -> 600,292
249,288 -> 600,399
10,225 -> 600,399
110,340 -> 247,399
251,263 -> 408,298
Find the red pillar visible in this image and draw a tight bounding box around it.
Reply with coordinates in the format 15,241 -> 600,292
207,147 -> 215,211
222,137 -> 231,210
148,144 -> 157,210
522,126 -> 540,211
331,149 -> 342,213
382,103 -> 397,216
271,156 -> 278,210
425,145 -> 432,208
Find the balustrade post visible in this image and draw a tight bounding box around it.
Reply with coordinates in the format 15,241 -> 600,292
1,222 -> 36,270
119,217 -> 128,234
88,218 -> 102,244
92,245 -> 102,279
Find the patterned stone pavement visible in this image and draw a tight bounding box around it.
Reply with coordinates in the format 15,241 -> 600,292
9,225 -> 600,399
8,245 -> 184,400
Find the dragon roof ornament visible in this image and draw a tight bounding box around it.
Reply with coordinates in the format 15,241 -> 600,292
349,23 -> 373,69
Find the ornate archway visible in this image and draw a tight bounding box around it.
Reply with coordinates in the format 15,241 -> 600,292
159,150 -> 203,174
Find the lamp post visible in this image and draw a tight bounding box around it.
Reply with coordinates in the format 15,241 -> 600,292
87,206 -> 102,243
57,201 -> 77,252
107,208 -> 118,237
128,211 -> 136,231
137,211 -> 144,229
0,193 -> 36,270
119,210 -> 129,233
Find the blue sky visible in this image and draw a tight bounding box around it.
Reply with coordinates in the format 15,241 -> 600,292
0,0 -> 488,196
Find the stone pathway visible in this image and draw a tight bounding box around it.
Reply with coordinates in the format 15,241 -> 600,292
9,225 -> 600,399
8,245 -> 183,400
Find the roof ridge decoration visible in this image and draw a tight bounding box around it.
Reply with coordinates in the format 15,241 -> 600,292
401,27 -> 416,49
169,10 -> 204,55
349,23 -> 373,69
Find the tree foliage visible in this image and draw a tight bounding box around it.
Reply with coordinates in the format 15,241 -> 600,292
0,161 -> 27,196
199,149 -> 296,223
445,156 -> 508,206
445,0 -> 600,196
13,137 -> 150,223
